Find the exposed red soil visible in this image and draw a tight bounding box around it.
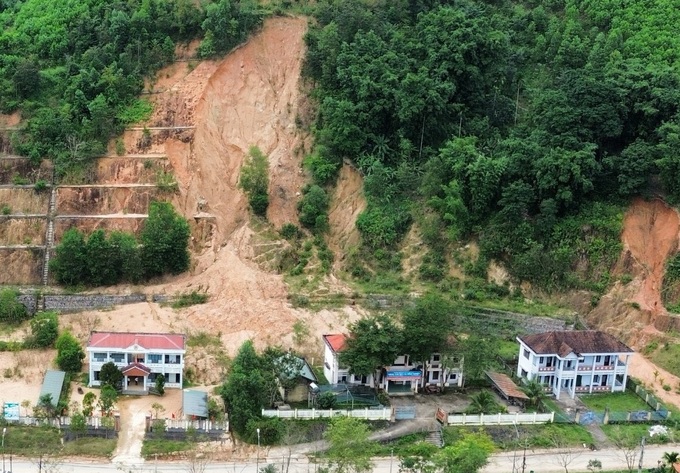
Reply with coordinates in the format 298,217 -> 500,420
620,198 -> 679,319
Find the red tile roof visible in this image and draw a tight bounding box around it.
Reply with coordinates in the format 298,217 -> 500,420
121,362 -> 151,375
88,331 -> 185,351
519,331 -> 632,357
323,334 -> 347,353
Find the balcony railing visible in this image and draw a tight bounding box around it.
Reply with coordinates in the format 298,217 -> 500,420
577,363 -> 626,371
538,366 -> 556,372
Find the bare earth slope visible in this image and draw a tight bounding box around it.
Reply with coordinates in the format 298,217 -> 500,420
60,17 -> 363,361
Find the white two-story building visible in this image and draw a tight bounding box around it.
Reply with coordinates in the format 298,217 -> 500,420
516,330 -> 633,399
87,331 -> 186,391
322,333 -> 463,395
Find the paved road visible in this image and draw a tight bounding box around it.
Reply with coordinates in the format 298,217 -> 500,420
2,443 -> 676,473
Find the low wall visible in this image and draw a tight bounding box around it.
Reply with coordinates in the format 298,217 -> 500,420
446,412 -> 554,426
262,408 -> 392,420
43,294 -> 147,312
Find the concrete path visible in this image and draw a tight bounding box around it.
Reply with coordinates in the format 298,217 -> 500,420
112,404 -> 148,467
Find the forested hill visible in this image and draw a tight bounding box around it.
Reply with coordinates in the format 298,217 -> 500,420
303,0 -> 680,291
0,0 -> 260,172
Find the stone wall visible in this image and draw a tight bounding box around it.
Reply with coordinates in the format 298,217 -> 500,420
43,294 -> 148,312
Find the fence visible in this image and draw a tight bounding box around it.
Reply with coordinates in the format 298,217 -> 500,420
160,419 -> 229,432
446,412 -> 554,426
6,415 -> 117,430
262,408 -> 392,420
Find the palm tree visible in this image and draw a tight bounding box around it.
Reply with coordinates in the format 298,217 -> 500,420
522,379 -> 547,409
663,451 -> 680,472
466,390 -> 503,414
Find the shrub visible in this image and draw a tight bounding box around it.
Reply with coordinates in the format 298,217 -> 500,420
100,362 -> 123,390
55,331 -> 85,373
280,223 -> 302,240
0,289 -> 29,323
298,185 -> 329,233
316,391 -> 337,409
155,374 -> 166,396
239,146 -> 270,216
141,202 -> 191,278
34,180 -> 48,192
172,291 -> 209,308
28,311 -> 59,347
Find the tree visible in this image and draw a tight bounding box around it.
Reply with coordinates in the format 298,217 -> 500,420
435,431 -> 495,473
324,416 -> 376,473
28,311 -> 58,347
399,442 -> 439,473
340,314 -> 403,388
99,362 -> 123,390
50,228 -> 87,286
55,331 -> 85,373
465,390 -> 505,415
401,293 -> 454,389
98,385 -> 118,416
316,391 -> 337,409
82,392 -> 96,417
458,335 -> 499,386
141,201 -> 191,278
155,374 -> 166,395
220,340 -> 271,436
69,402 -> 87,439
151,402 -> 166,419
34,394 -> 57,420
0,288 -> 28,323
609,427 -> 640,472
298,184 -> 329,233
239,145 -> 270,216
663,452 -> 680,472
522,379 -> 547,409
551,433 -> 581,473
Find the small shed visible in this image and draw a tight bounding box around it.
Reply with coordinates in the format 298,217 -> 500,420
39,370 -> 66,406
486,371 -> 529,407
183,389 -> 209,419
275,355 -> 318,403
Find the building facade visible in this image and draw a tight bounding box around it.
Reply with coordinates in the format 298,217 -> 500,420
87,331 -> 186,391
516,330 -> 633,399
322,333 -> 464,395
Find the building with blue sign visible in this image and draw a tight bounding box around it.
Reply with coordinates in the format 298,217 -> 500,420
323,334 -> 464,395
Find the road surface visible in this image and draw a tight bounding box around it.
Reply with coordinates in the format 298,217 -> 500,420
1,443 -> 675,473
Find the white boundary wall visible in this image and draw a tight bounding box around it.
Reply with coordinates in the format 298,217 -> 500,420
447,412 -> 554,425
262,408 -> 392,420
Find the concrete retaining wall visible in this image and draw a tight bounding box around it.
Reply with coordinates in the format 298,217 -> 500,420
43,294 -> 147,312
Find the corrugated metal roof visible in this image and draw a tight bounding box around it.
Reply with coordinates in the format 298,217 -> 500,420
39,370 -> 66,405
183,389 -> 208,419
486,371 -> 529,400
88,331 -> 185,351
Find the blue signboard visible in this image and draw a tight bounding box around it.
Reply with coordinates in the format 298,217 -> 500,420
386,370 -> 421,379
3,402 -> 19,420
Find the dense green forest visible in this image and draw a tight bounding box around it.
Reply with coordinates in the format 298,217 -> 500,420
0,0 -> 261,175
302,0 -> 680,290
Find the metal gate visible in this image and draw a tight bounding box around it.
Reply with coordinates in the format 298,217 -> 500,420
394,405 -> 416,420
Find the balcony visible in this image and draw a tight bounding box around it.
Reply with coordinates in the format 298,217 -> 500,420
538,366 -> 556,372
577,361 -> 626,372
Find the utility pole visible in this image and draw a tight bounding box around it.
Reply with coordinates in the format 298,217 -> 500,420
638,436 -> 645,473
389,448 -> 394,473
2,427 -> 6,473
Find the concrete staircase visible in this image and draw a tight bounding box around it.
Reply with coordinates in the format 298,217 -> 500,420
41,186 -> 56,286
426,426 -> 444,448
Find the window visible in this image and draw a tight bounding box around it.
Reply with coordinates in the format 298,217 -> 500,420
93,353 -> 107,362
147,354 -> 162,364
340,375 -> 347,383
521,369 -> 528,378
539,357 -> 544,364
594,375 -> 600,383
449,373 -> 457,380
523,349 -> 530,359
324,362 -> 331,370
432,371 -> 439,381
432,354 -> 441,362
165,354 -> 181,364
110,353 -> 125,363
174,373 -> 181,383
93,371 -> 100,381
596,356 -> 602,363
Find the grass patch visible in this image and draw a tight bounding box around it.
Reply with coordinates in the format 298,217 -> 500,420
141,439 -> 194,457
497,339 -> 519,361
61,437 -> 117,457
187,331 -> 222,348
375,432 -> 429,455
172,291 -> 209,309
464,299 -> 574,319
117,98 -> 154,124
650,342 -> 680,378
600,423 -> 675,444
0,426 -> 115,457
580,392 -> 650,412
445,423 -> 593,450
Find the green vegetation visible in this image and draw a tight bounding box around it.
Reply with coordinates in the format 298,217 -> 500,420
0,0 -> 263,177
141,438 -> 194,457
302,0 -> 679,291
55,331 -> 85,373
580,392 -> 650,412
61,437 -> 117,457
0,288 -> 29,323
27,311 -> 59,348
239,145 -> 270,216
649,342 -> 680,379
447,424 -> 592,450
50,201 -> 189,286
601,424 -> 674,445
172,290 -> 209,309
